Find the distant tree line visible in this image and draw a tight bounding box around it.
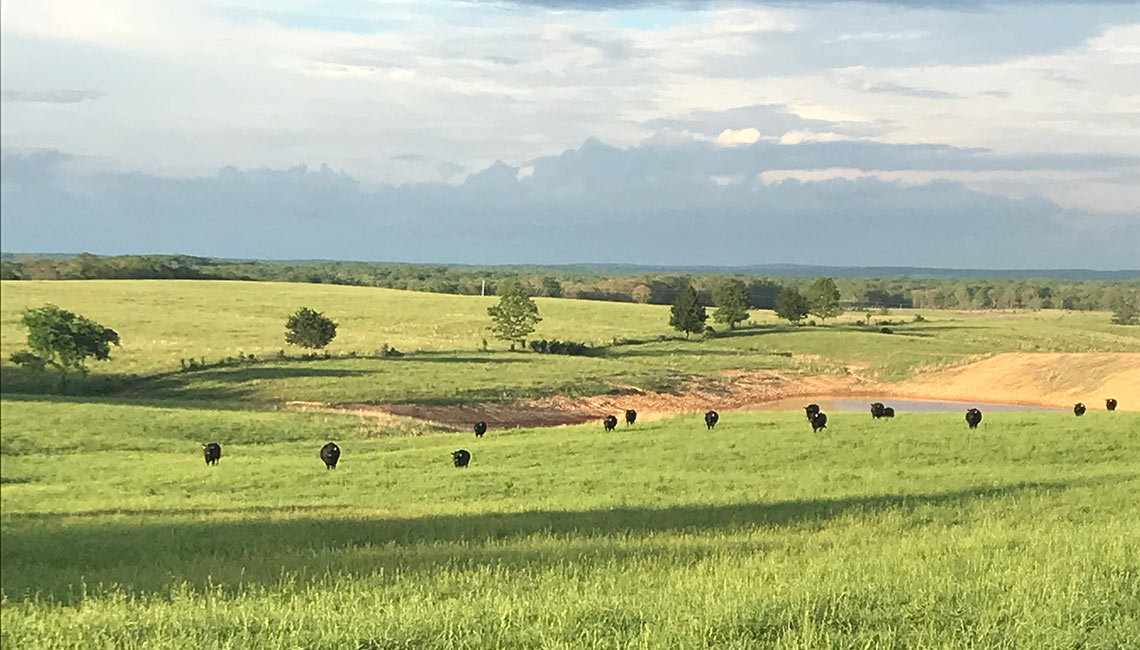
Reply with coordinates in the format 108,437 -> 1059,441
3,253 -> 1137,313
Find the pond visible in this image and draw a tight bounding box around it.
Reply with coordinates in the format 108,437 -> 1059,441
745,396 -> 1065,413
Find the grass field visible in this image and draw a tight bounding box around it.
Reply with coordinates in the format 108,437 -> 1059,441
3,280 -> 1139,649
2,399 -> 1138,649
3,280 -> 1138,405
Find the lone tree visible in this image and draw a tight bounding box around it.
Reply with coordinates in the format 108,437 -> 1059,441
285,307 -> 338,350
806,276 -> 843,322
713,279 -> 750,329
488,281 -> 542,349
775,287 -> 810,323
10,304 -> 120,378
670,283 -> 708,338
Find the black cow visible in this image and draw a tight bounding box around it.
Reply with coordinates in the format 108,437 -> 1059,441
203,442 -> 222,465
603,415 -> 618,431
870,402 -> 886,419
452,449 -> 471,468
625,409 -> 637,426
705,410 -> 719,430
965,408 -> 983,429
320,442 -> 341,469
882,407 -> 895,418
1106,398 -> 1118,412
474,421 -> 488,437
810,412 -> 827,432
805,404 -> 820,420
1073,402 -> 1086,417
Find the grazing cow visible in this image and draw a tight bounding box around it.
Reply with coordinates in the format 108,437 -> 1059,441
805,404 -> 820,421
625,409 -> 637,426
452,449 -> 471,468
810,412 -> 828,432
474,421 -> 488,438
705,410 -> 719,430
320,442 -> 341,469
882,407 -> 895,418
870,402 -> 886,419
603,415 -> 618,431
203,442 -> 222,466
965,408 -> 983,429
1106,398 -> 1118,412
1073,402 -> 1086,417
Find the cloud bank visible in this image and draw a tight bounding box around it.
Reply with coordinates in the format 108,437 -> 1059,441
3,142 -> 1136,268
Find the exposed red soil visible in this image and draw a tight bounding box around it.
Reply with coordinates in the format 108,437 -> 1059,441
289,353 -> 1139,430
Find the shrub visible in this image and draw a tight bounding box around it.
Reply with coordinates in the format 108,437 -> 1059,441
285,307 -> 338,350
528,339 -> 591,356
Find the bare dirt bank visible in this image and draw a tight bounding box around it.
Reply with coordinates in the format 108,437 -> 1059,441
885,352 -> 1140,410
293,352 -> 1139,430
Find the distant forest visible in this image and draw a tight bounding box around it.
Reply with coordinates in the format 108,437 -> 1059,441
3,253 -> 1138,312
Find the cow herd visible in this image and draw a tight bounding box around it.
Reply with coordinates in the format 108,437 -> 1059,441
201,397 -> 1122,469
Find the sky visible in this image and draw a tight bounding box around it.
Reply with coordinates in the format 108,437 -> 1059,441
1,0 -> 1138,268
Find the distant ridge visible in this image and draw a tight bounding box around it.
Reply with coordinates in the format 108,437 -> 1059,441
2,252 -> 1137,282
556,264 -> 1140,282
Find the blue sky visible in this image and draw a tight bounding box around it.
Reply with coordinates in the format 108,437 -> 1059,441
1,0 -> 1138,267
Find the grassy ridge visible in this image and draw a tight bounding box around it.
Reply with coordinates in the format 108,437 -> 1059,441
0,281 -> 673,372
3,280 -> 1138,405
2,399 -> 1138,648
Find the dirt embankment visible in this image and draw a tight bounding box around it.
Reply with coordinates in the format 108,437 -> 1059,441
292,353 -> 1139,430
890,352 -> 1140,408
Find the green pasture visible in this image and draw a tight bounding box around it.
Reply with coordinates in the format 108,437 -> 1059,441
2,399 -> 1138,649
3,280 -> 1138,405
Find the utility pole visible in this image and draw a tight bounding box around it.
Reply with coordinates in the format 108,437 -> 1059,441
481,279 -> 486,297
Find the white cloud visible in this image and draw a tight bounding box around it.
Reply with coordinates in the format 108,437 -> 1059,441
778,131 -> 849,145
716,127 -> 762,145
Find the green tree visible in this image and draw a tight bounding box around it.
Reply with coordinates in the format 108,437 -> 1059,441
669,283 -> 708,338
285,307 -> 338,349
806,277 -> 843,322
745,279 -> 782,309
1110,288 -> 1139,325
488,282 -> 542,349
712,279 -> 750,329
774,287 -> 810,323
541,276 -> 564,298
10,304 -> 120,377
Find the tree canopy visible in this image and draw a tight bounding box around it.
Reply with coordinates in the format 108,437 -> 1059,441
670,283 -> 708,338
488,282 -> 542,348
775,287 -> 810,323
541,276 -> 564,298
285,307 -> 338,349
1110,288 -> 1139,325
713,279 -> 750,329
10,304 -> 120,375
806,277 -> 844,322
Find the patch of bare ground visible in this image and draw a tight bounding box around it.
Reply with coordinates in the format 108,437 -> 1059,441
286,353 -> 1139,430
891,352 -> 1140,410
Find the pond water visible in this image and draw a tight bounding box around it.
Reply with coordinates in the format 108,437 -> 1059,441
746,396 -> 1065,413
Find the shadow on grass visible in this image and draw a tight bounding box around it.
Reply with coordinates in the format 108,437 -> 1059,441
0,366 -> 138,397
3,475 -> 1130,602
708,323 -> 979,340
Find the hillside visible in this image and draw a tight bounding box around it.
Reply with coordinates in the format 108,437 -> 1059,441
3,280 -> 1139,649
2,280 -> 1138,412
